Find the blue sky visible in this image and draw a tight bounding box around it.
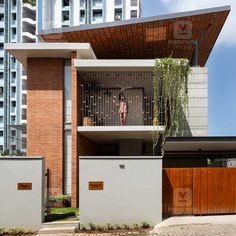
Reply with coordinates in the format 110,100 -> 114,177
142,0 -> 236,136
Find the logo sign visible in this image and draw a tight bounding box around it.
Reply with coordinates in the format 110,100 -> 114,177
88,181 -> 104,190
17,183 -> 32,190
174,188 -> 192,207
174,20 -> 192,39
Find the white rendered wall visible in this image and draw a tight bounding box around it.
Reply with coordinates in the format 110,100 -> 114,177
0,157 -> 44,230
187,67 -> 208,136
79,156 -> 162,227
64,61 -> 72,194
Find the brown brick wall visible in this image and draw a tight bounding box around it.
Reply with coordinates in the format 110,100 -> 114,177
71,54 -> 97,207
27,58 -> 64,195
71,54 -> 79,207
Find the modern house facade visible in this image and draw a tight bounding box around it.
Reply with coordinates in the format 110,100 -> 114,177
37,0 -> 141,31
0,0 -> 36,153
5,5 -> 234,215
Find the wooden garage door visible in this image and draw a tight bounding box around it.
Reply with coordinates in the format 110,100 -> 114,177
163,168 -> 236,216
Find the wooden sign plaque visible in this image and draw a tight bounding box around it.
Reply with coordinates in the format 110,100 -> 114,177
17,183 -> 32,190
88,181 -> 104,190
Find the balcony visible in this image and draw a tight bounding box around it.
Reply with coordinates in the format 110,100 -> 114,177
92,0 -> 103,8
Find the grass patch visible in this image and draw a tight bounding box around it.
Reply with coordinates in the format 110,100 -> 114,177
0,227 -> 32,235
45,208 -> 79,222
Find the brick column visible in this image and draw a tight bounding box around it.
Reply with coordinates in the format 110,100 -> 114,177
71,53 -> 79,207
27,58 -> 64,195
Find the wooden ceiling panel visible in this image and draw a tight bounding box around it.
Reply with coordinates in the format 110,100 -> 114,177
40,7 -> 230,66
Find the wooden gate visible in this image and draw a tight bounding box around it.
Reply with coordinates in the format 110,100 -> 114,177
163,168 -> 236,215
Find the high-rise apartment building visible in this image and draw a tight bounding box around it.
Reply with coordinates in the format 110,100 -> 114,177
0,0 -> 36,153
37,0 -> 141,31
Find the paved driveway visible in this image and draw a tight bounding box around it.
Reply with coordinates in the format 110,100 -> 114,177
151,224 -> 236,236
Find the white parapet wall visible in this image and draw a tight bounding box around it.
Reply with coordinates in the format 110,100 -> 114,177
0,157 -> 44,230
79,156 -> 162,228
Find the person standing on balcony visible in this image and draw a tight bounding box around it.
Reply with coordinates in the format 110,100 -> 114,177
113,93 -> 128,125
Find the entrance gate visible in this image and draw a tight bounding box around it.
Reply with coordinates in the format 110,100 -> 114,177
163,168 -> 236,215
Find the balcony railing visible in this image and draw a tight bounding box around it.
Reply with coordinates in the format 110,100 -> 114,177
79,71 -> 158,126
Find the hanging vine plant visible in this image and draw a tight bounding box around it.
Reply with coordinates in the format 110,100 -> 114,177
153,58 -> 191,155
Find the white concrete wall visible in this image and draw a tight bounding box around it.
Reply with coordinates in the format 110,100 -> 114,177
187,67 -> 208,136
0,157 -> 44,230
79,156 -> 162,227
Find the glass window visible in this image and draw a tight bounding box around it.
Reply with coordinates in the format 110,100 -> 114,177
62,0 -> 70,7
114,9 -> 122,21
0,116 -> 3,123
11,130 -> 16,136
93,10 -> 102,18
0,28 -> 4,35
0,73 -> 3,79
62,11 -> 70,21
80,10 -> 85,21
0,131 -> 3,136
0,101 -> 3,108
0,87 -> 3,96
131,10 -> 137,18
131,0 -> 137,6
11,101 -> 16,107
115,0 -> 122,6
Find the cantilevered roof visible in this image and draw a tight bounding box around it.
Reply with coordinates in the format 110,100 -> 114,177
165,136 -> 236,152
4,43 -> 96,67
39,6 -> 230,66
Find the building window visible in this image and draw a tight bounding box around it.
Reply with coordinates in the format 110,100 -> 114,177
0,58 -> 3,65
0,43 -> 3,50
12,0 -> 16,7
11,101 -> 16,107
62,0 -> 70,7
11,145 -> 16,151
22,94 -> 27,105
0,145 -> 3,151
0,14 -> 4,21
22,108 -> 27,120
93,0 -> 102,6
131,10 -> 137,18
62,11 -> 70,21
114,9 -> 122,21
0,116 -> 3,123
12,13 -> 16,22
11,115 -> 16,124
11,86 -> 16,93
93,9 -> 102,19
115,0 -> 122,6
0,101 -> 3,108
80,10 -> 85,22
11,130 -> 16,137
0,131 -> 3,136
0,28 -> 4,35
0,72 -> 3,79
131,0 -> 137,6
0,87 -> 3,97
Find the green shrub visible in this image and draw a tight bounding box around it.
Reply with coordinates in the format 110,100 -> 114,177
141,221 -> 150,228
88,222 -> 96,230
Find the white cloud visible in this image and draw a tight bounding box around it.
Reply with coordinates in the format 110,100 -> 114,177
160,0 -> 236,46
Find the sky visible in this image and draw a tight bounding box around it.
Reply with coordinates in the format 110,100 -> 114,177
142,0 -> 236,136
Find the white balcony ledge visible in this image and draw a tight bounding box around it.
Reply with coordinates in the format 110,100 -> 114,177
77,125 -> 165,143
22,18 -> 36,25
23,3 -> 36,11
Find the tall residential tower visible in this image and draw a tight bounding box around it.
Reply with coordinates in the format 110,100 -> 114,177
0,0 -> 36,153
37,0 -> 141,31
